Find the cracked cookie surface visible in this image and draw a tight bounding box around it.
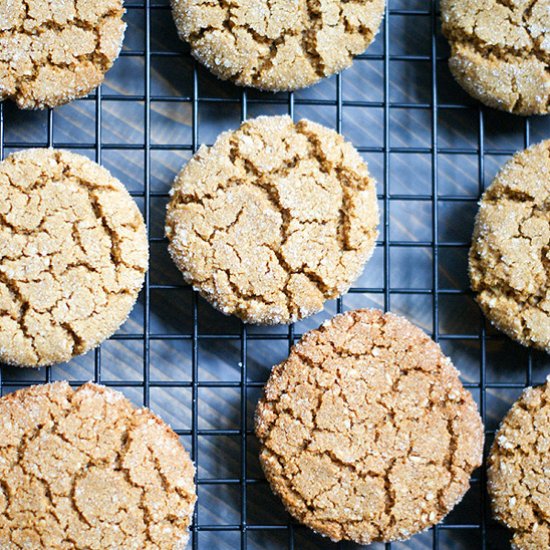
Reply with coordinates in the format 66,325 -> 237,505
441,0 -> 549,115
469,140 -> 550,352
0,382 -> 196,550
0,149 -> 148,367
165,115 -> 379,325
170,0 -> 385,91
255,309 -> 484,544
0,0 -> 126,109
488,380 -> 550,549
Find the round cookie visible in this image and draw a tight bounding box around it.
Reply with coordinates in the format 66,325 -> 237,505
170,0 -> 385,91
469,140 -> 550,352
0,381 -> 196,549
165,115 -> 379,325
0,0 -> 126,109
488,380 -> 550,549
255,308 -> 484,544
440,0 -> 549,115
0,149 -> 148,367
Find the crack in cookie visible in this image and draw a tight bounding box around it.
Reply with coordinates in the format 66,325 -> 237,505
170,0 -> 385,91
469,140 -> 550,352
441,0 -> 549,115
0,0 -> 126,109
255,309 -> 484,544
0,382 -> 196,550
165,115 -> 379,325
0,149 -> 148,367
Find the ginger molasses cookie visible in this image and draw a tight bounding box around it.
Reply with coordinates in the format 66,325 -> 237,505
170,0 -> 385,91
0,149 -> 148,367
469,140 -> 550,352
0,382 -> 196,549
488,380 -> 550,549
0,0 -> 126,109
165,115 -> 379,325
440,0 -> 549,115
255,309 -> 484,544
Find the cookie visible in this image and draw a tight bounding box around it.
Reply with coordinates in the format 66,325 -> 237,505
469,140 -> 550,352
0,0 -> 126,109
0,149 -> 148,367
441,0 -> 549,115
170,0 -> 385,91
0,381 -> 196,549
165,115 -> 379,325
255,308 -> 484,544
488,380 -> 550,549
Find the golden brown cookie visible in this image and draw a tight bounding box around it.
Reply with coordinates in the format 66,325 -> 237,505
469,140 -> 550,352
488,380 -> 550,549
170,0 -> 385,91
0,0 -> 126,109
0,149 -> 148,368
165,115 -> 379,325
0,381 -> 196,549
441,0 -> 549,115
255,308 -> 484,544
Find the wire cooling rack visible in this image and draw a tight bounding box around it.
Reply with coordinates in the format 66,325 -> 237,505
1,0 -> 550,548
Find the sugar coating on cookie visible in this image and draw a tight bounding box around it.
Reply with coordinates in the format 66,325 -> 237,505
441,0 -> 549,115
0,0 -> 126,109
170,0 -> 385,91
255,309 -> 484,544
0,382 -> 196,549
165,115 -> 379,325
0,149 -> 148,367
469,140 -> 550,352
488,381 -> 550,549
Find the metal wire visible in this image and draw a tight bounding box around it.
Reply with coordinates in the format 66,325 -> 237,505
2,1 -> 548,548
